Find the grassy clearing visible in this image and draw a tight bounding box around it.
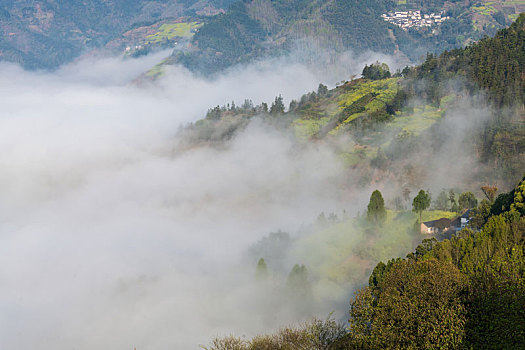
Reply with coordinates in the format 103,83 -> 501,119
471,5 -> 497,15
337,78 -> 400,112
145,59 -> 169,78
292,209 -> 456,285
330,78 -> 400,134
292,117 -> 331,139
385,103 -> 444,137
146,65 -> 163,78
292,79 -> 450,166
292,78 -> 400,138
146,22 -> 203,43
336,100 -> 446,165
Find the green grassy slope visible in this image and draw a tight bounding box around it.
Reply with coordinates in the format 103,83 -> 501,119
293,210 -> 457,286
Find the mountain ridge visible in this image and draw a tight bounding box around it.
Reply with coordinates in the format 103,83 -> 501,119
170,0 -> 525,75
0,0 -> 237,69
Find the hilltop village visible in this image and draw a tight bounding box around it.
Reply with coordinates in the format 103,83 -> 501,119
381,10 -> 450,30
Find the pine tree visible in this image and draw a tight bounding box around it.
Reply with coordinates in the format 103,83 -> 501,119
413,190 -> 431,223
367,190 -> 387,226
270,95 -> 285,115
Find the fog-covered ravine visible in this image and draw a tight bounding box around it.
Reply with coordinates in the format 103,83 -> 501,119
0,49 -> 409,350
1,44 -> 504,349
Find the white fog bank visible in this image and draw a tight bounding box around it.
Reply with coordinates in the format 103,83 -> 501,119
0,52 -> 372,350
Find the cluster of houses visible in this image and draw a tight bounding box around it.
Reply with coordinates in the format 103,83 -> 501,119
381,10 -> 450,30
421,210 -> 470,235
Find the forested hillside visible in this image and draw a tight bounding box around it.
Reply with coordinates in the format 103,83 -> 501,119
173,0 -> 525,74
3,0 -> 524,72
2,3 -> 524,349
342,175 -> 525,349
180,14 -> 525,189
0,0 -> 236,69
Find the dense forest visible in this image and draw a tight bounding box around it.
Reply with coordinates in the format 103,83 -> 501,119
0,0 -> 236,69
342,175 -> 525,349
2,0 -> 523,73
3,3 -> 525,350
404,13 -> 525,107
174,0 -> 524,74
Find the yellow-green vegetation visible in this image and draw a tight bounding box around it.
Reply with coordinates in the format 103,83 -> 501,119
387,104 -> 443,134
337,79 -> 399,112
292,117 -> 331,140
291,78 -> 400,139
145,58 -> 169,78
509,13 -> 520,21
335,104 -> 441,165
331,78 -> 400,134
292,210 -> 456,286
291,77 -> 452,165
146,64 -> 164,78
471,5 -> 497,15
146,21 -> 203,44
420,210 -> 457,221
339,147 -> 375,166
439,94 -> 456,109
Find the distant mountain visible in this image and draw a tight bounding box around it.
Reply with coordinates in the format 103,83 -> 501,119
170,0 -> 525,74
0,0 -> 237,69
3,0 -> 523,72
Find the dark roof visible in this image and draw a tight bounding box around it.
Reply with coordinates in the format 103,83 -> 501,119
460,209 -> 471,218
423,217 -> 452,229
451,209 -> 471,226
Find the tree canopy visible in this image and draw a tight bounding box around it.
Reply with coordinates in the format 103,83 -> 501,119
458,191 -> 478,210
362,62 -> 391,80
412,190 -> 431,222
367,190 -> 387,225
348,175 -> 525,349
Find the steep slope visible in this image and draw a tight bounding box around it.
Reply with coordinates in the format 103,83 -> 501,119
176,0 -> 402,74
180,14 -> 525,188
0,0 -> 236,69
171,0 -> 525,74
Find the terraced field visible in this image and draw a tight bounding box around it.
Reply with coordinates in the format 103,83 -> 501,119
145,21 -> 203,44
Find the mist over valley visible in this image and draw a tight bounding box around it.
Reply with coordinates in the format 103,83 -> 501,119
0,3 -> 524,350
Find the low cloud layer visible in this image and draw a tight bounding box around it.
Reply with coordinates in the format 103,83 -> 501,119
0,52 -> 370,350
0,45 -> 502,349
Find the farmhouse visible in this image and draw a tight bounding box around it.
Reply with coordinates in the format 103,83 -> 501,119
420,210 -> 471,235
421,217 -> 452,234
450,209 -> 471,230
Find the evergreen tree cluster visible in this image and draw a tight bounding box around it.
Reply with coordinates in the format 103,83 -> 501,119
362,62 -> 391,81
345,175 -> 525,349
404,13 -> 525,108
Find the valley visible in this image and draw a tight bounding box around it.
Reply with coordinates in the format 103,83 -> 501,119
0,2 -> 524,350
